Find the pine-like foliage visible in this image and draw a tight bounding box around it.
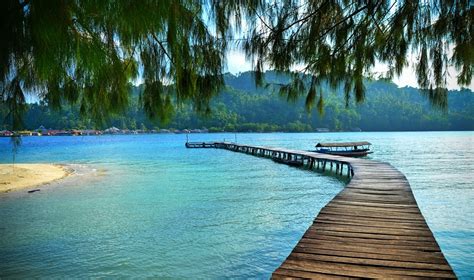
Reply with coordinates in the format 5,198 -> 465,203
0,0 -> 472,129
0,0 -> 254,128
234,0 -> 473,111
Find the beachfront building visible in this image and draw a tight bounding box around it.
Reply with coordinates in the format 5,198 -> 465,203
104,127 -> 121,134
0,130 -> 14,137
81,129 -> 102,135
71,130 -> 82,136
17,131 -> 33,136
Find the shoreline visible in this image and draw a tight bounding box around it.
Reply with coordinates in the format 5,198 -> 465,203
0,163 -> 73,193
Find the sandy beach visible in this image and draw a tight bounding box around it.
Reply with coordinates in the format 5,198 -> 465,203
0,164 -> 71,193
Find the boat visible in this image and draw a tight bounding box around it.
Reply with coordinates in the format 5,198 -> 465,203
313,141 -> 373,157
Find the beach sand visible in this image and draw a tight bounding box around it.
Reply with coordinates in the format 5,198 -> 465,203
0,164 -> 71,193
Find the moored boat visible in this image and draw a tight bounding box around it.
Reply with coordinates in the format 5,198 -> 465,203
313,141 -> 372,157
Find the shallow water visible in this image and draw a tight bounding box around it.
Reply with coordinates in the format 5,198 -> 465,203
0,132 -> 472,278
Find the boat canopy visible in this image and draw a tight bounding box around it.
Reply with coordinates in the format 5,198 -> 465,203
315,141 -> 371,148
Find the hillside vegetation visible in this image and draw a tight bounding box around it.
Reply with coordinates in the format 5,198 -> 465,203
1,71 -> 473,132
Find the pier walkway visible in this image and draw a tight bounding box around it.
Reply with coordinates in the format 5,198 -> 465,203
186,142 -> 456,279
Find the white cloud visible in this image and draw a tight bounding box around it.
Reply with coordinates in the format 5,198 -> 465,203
392,63 -> 473,91
225,50 -> 473,90
225,50 -> 252,74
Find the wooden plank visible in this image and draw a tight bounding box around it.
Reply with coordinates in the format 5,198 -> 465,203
323,204 -> 422,214
279,259 -> 455,279
288,252 -> 452,270
329,200 -> 420,209
328,196 -> 418,205
294,241 -> 448,263
301,235 -> 441,251
318,209 -> 426,221
305,228 -> 437,242
273,268 -> 425,280
309,223 -> 434,237
314,213 -> 429,225
272,268 -> 356,279
316,219 -> 430,231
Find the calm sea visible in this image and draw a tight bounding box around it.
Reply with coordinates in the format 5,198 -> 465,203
0,132 -> 472,278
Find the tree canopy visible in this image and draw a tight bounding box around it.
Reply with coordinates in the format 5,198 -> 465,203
1,0 -> 472,129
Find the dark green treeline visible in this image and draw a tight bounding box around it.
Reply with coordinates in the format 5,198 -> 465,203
1,71 -> 473,132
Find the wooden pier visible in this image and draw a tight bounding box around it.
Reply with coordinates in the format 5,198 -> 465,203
186,142 -> 456,279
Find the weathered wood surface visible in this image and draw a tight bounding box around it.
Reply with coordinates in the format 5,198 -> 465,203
187,142 -> 456,278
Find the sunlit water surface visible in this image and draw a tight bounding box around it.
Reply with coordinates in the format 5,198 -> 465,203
0,132 -> 472,278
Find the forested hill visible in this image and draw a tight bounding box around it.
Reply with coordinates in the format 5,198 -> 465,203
2,71 -> 473,132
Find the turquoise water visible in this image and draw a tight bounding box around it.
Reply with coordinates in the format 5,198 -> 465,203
0,132 -> 473,278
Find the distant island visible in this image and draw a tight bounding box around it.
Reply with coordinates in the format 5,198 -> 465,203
1,71 -> 473,133
0,127 -> 361,137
